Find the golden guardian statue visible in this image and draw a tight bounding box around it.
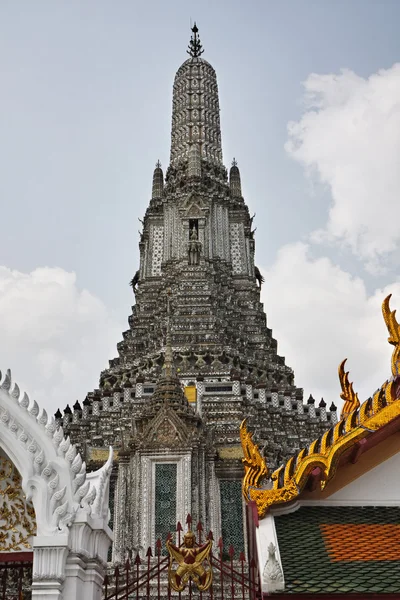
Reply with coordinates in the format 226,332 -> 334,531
166,528 -> 213,592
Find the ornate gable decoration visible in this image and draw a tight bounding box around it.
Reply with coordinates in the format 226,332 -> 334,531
241,295 -> 400,518
142,404 -> 194,448
0,369 -> 113,536
179,194 -> 208,217
339,358 -> 360,418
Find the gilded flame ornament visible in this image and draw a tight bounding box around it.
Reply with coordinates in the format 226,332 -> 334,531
338,358 -> 360,419
166,528 -> 213,592
240,419 -> 268,500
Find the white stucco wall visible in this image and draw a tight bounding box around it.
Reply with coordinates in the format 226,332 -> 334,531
327,450 -> 400,503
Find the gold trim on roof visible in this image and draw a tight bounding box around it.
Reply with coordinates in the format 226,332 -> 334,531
382,294 -> 400,377
241,295 -> 400,519
240,419 -> 268,499
339,359 -> 360,419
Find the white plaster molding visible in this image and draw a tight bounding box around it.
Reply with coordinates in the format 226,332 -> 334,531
256,512 -> 285,594
32,536 -> 69,582
270,500 -> 301,517
0,368 -> 114,600
0,369 -> 102,536
299,498 -> 400,507
269,496 -> 400,516
86,446 -> 113,520
211,470 -> 222,544
263,542 -> 284,591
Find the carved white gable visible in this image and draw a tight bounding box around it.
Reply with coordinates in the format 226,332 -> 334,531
0,368 -> 114,600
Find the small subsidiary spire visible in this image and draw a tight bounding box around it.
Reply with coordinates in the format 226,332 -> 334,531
152,160 -> 164,199
230,158 -> 242,198
187,22 -> 204,58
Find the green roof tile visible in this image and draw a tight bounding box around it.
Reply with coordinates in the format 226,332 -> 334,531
274,506 -> 400,594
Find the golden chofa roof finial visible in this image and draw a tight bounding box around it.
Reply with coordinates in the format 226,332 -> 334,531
339,359 -> 360,419
382,294 -> 400,377
239,419 -> 269,500
240,295 -> 400,518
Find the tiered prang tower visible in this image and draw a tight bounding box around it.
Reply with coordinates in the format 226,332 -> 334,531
60,25 -> 337,563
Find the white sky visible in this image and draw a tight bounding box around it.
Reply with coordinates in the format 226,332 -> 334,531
1,0 -> 400,414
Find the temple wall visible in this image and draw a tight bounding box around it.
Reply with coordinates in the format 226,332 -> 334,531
327,451 -> 400,503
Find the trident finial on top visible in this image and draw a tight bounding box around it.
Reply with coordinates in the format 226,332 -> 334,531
338,359 -> 360,419
187,22 -> 204,58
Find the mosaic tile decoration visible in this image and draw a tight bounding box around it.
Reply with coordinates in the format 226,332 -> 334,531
220,480 -> 244,554
155,463 -> 177,545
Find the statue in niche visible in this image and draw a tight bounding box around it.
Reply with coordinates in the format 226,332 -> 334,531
188,226 -> 202,265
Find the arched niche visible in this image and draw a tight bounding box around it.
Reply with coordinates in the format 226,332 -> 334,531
0,447 -> 36,553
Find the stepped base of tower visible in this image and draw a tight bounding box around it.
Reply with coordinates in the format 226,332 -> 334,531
106,257 -> 293,391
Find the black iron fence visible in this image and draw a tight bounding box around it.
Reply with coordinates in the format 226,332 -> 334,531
103,515 -> 261,600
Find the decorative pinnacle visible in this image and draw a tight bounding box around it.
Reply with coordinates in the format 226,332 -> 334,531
187,22 -> 204,58
232,158 -> 238,167
156,160 -> 161,169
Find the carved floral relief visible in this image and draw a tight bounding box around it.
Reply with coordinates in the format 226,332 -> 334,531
0,451 -> 36,551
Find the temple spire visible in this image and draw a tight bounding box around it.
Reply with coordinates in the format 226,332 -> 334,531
170,25 -> 222,164
187,23 -> 204,58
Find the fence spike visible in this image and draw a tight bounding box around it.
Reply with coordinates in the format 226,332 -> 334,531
197,521 -> 203,531
229,545 -> 235,558
125,558 -> 131,571
156,538 -> 162,550
186,513 -> 192,527
207,530 -> 214,540
146,546 -> 153,558
134,553 -> 141,565
177,521 -> 183,532
167,531 -> 172,541
239,551 -> 245,562
218,537 -> 223,549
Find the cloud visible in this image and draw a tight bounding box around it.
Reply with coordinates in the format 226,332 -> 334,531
285,64 -> 400,272
0,266 -> 122,415
261,243 -> 399,409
